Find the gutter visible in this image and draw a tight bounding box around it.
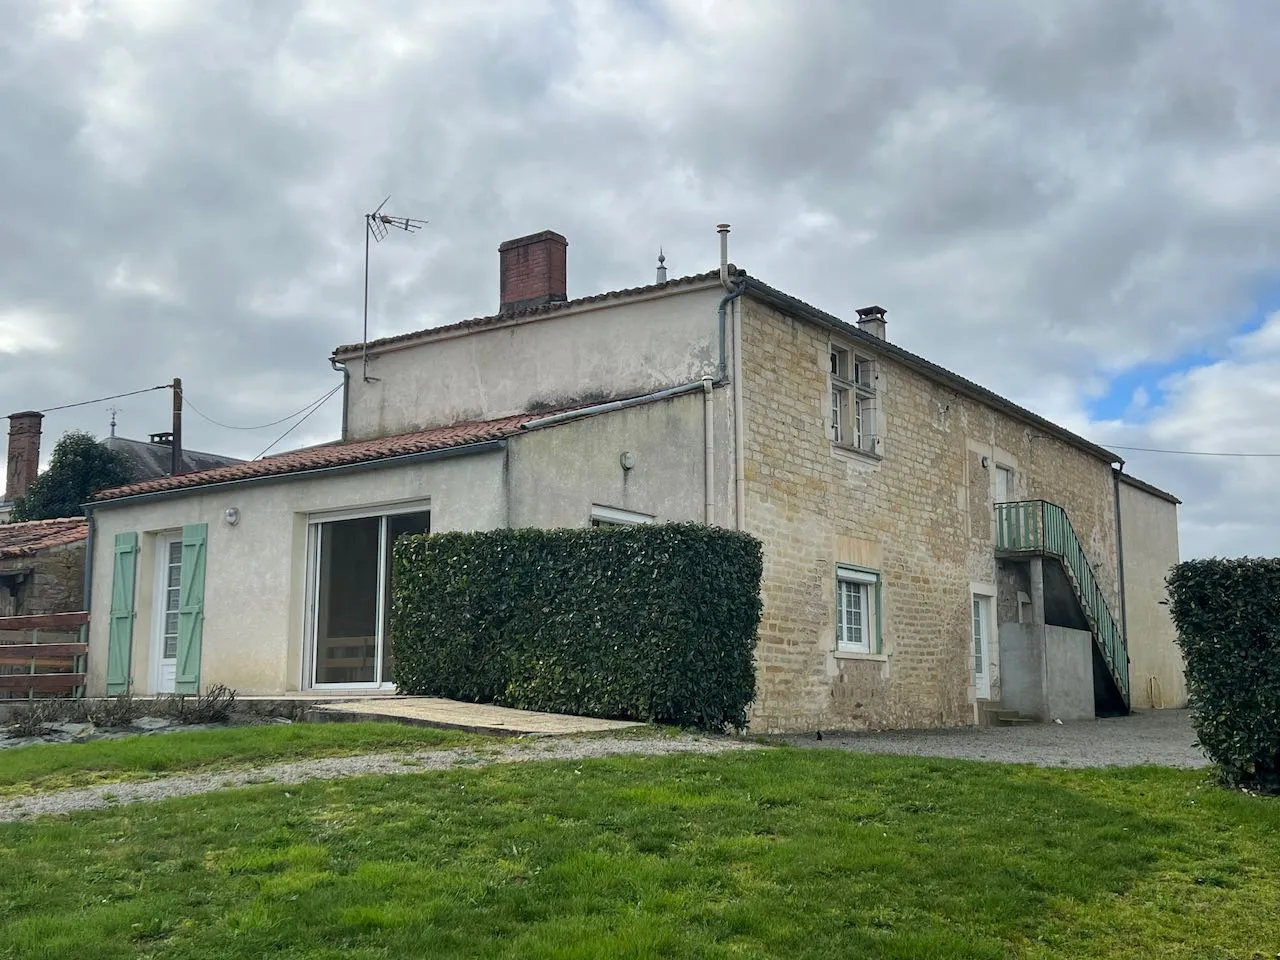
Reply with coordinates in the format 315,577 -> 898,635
703,376 -> 715,524
330,357 -> 350,442
89,440 -> 508,509
81,507 -> 95,611
1113,468 -> 1129,654
520,382 -> 705,431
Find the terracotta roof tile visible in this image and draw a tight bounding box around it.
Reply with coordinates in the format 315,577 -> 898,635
91,409 -> 560,503
0,518 -> 89,560
333,270 -> 721,356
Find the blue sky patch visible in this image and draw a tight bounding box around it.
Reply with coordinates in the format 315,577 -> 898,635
1086,284 -> 1279,423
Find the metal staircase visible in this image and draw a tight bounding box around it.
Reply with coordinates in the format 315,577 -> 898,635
994,500 -> 1130,709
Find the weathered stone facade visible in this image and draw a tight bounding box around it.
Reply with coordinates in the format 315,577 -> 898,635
739,299 -> 1121,733
0,543 -> 85,620
0,519 -> 89,666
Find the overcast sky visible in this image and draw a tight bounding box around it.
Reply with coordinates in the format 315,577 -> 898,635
2,0 -> 1278,559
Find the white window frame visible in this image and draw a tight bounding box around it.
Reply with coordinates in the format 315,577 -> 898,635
150,534 -> 183,694
836,566 -> 881,655
830,344 -> 879,455
303,500 -> 431,691
590,505 -> 655,527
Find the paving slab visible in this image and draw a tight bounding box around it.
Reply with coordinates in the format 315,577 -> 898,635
305,696 -> 644,736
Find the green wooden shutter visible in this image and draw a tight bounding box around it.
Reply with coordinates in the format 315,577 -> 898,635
106,532 -> 139,695
174,523 -> 208,694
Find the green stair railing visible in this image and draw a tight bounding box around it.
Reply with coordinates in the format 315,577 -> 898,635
994,500 -> 1129,704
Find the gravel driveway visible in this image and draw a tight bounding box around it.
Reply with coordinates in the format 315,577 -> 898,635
0,732 -> 758,822
777,708 -> 1208,769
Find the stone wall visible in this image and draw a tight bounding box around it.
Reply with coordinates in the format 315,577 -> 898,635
0,543 -> 85,621
739,298 -> 1120,733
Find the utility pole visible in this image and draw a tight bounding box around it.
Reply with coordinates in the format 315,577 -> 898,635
171,377 -> 183,477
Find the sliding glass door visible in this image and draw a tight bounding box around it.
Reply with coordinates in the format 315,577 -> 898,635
309,507 -> 430,689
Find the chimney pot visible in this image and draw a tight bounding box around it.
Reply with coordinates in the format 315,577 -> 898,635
856,304 -> 888,340
5,411 -> 43,504
498,230 -> 568,314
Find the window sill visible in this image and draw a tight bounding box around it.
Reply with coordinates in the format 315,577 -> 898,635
834,650 -> 889,662
831,442 -> 883,463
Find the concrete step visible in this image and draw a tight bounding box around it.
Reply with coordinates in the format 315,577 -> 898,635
979,705 -> 1040,727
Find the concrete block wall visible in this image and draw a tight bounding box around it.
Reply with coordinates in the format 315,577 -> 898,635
739,299 -> 1121,733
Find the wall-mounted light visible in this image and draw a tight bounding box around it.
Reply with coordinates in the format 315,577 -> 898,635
619,451 -> 636,471
223,507 -> 240,526
980,456 -> 990,469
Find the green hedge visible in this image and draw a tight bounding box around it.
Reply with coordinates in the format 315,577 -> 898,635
1167,558 -> 1280,793
390,524 -> 763,732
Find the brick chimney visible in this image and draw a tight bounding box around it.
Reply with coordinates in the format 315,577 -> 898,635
5,411 -> 43,503
856,305 -> 888,340
499,230 -> 568,313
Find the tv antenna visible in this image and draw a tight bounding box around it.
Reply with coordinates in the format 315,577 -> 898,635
362,196 -> 428,382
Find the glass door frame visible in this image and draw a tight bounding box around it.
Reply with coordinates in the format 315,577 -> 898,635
303,501 -> 430,692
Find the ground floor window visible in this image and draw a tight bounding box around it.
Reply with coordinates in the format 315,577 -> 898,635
151,538 -> 182,692
309,507 -> 429,687
836,566 -> 881,654
589,505 -> 654,528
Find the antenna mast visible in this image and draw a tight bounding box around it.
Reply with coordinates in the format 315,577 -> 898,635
362,196 -> 428,382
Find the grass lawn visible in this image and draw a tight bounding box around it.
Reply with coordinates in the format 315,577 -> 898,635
0,722 -> 479,797
2,748 -> 1277,959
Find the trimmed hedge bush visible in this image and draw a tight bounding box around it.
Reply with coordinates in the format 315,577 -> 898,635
1167,558 -> 1280,793
391,524 -> 763,731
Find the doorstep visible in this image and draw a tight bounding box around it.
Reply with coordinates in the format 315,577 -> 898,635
304,696 -> 645,737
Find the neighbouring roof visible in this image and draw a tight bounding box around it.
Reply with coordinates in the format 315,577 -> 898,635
91,410 -> 556,504
0,517 -> 89,560
333,270 -> 723,356
1116,470 -> 1181,505
104,436 -> 245,482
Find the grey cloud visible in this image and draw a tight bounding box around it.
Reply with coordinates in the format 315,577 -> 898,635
1,0 -> 1278,557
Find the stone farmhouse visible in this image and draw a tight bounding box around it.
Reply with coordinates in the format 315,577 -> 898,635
81,228 -> 1184,732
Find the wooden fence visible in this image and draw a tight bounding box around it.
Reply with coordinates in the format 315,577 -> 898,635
0,611 -> 89,699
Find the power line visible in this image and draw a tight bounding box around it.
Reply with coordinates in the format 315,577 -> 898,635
253,385 -> 342,460
1109,443 -> 1280,458
184,387 -> 343,431
39,384 -> 170,414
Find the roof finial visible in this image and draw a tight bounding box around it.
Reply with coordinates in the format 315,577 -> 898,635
656,247 -> 667,283
108,407 -> 118,438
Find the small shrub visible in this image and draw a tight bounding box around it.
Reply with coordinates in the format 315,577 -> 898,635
61,699 -> 92,724
89,691 -> 140,728
1167,558 -> 1280,793
392,524 -> 763,732
5,700 -> 64,737
160,684 -> 237,725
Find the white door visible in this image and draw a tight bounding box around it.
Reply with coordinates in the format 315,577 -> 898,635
153,538 -> 183,693
994,465 -> 1013,504
972,596 -> 992,700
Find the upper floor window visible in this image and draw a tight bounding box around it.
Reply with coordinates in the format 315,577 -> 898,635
830,345 -> 878,455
